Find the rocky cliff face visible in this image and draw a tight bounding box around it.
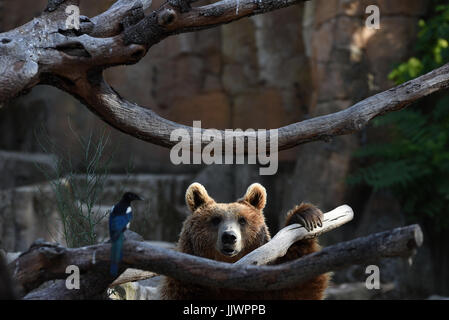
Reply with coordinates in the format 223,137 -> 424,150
1,0 -> 447,298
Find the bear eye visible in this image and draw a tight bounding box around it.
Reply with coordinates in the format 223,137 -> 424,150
211,217 -> 221,226
238,217 -> 246,226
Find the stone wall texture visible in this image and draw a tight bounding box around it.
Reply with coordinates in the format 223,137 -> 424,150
2,0 -> 448,298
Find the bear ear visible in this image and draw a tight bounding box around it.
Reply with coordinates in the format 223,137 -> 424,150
241,183 -> 267,210
185,183 -> 214,213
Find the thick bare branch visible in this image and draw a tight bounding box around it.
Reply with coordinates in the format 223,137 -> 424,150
12,204 -> 354,294
0,0 -> 149,102
236,205 -> 354,266
61,62 -> 449,152
11,205 -> 422,299
90,0 -> 153,37
24,273 -> 111,300
109,269 -> 157,288
0,0 -> 307,103
2,0 -> 449,153
45,0 -> 80,12
21,205 -> 352,298
123,0 -> 308,46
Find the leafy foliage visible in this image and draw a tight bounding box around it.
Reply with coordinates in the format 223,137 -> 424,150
388,3 -> 449,84
348,2 -> 449,230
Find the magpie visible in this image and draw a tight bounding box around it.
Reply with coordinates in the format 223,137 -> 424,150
109,192 -> 144,277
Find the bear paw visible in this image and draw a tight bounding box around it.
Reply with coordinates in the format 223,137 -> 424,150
287,203 -> 323,232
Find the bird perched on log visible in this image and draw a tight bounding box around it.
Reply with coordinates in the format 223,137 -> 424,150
109,192 -> 144,277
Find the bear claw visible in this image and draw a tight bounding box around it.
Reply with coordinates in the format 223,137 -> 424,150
291,205 -> 323,232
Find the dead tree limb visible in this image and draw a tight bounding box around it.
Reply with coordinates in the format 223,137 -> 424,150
10,204 -> 422,299
24,269 -> 157,300
235,205 -> 354,266
24,206 -> 353,299
109,269 -> 157,288
122,0 -> 308,47
20,224 -> 422,299
24,272 -> 116,300
1,0 -> 449,152
14,205 -> 352,295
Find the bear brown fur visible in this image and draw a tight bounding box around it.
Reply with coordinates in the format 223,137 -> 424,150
159,182 -> 330,300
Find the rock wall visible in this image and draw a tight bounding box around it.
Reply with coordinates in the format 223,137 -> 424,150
0,150 -> 56,189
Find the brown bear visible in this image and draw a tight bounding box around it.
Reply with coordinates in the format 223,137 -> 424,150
159,182 -> 329,299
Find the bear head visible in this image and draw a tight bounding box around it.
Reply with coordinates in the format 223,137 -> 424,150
179,182 -> 270,263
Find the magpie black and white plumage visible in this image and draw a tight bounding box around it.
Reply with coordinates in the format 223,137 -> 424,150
109,192 -> 144,277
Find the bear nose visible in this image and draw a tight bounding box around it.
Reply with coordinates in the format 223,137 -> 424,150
222,231 -> 237,245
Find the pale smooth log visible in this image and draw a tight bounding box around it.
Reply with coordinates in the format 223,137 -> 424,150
236,205 -> 354,266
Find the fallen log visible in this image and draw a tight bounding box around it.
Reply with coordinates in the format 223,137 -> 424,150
8,205 -> 423,299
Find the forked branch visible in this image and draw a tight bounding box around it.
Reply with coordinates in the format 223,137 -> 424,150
1,0 -> 449,152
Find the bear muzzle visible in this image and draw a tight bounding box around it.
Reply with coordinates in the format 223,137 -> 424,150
219,231 -> 240,256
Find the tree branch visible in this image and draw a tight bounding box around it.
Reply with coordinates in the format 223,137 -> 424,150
0,0 -> 151,102
13,205 -> 353,295
0,0 -> 307,103
10,204 -> 422,299
89,0 -> 153,37
25,206 -> 352,298
1,0 -> 449,153
123,0 -> 308,47
235,205 -> 354,266
109,269 -> 157,288
58,62 -> 449,153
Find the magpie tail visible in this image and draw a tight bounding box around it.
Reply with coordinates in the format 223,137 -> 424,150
110,234 -> 124,277
110,263 -> 119,277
